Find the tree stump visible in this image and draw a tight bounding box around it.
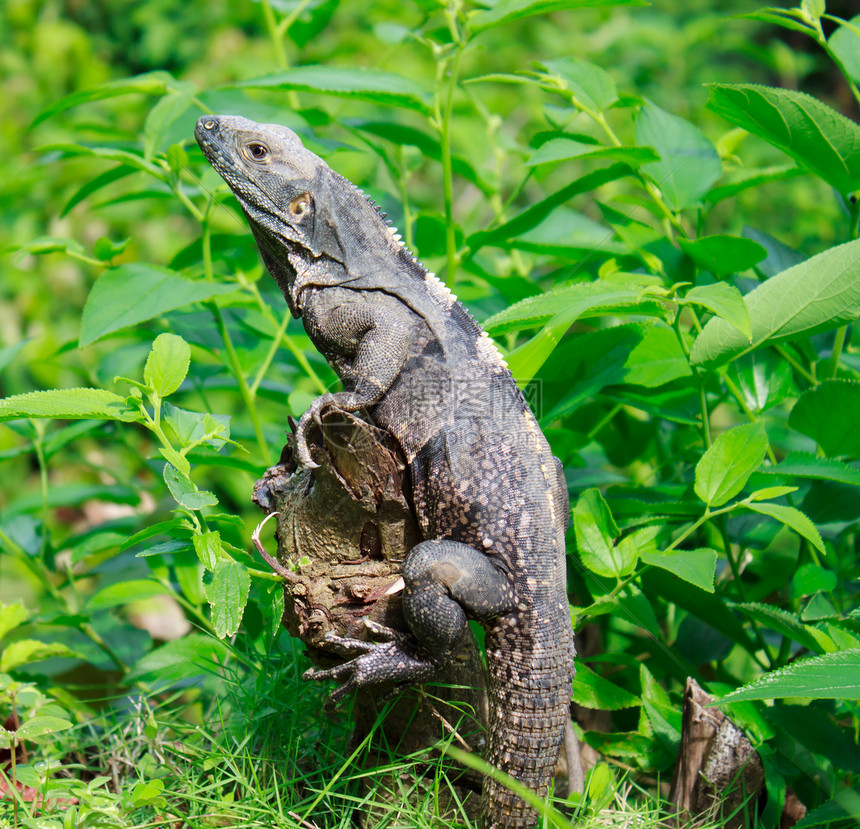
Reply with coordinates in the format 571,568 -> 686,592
253,409 -> 486,821
669,677 -> 765,829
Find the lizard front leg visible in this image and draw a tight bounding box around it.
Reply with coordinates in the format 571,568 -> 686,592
304,539 -> 518,697
296,299 -> 415,468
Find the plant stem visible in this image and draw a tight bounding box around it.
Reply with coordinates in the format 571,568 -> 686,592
201,223 -> 269,460
440,43 -> 465,289
775,344 -> 817,385
829,325 -> 848,379
250,309 -> 292,396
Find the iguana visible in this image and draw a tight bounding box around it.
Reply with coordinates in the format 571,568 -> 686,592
196,114 -> 575,828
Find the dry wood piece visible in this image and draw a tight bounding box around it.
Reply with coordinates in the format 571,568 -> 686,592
669,677 -> 764,829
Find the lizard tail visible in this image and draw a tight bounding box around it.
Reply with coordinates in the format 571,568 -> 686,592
481,615 -> 574,828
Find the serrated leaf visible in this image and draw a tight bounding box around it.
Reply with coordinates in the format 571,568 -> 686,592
635,100 -> 722,210
743,502 -> 825,554
719,649 -> 860,702
538,57 -> 619,111
163,403 -> 230,451
159,447 -> 191,476
641,548 -> 717,593
789,380 -> 860,458
683,283 -> 751,339
194,531 -> 221,571
732,602 -> 824,652
678,235 -> 767,276
690,237 -> 860,369
87,579 -> 169,610
760,453 -> 860,487
127,633 -> 230,682
469,0 -> 647,34
230,66 -> 432,114
695,422 -> 768,506
0,640 -> 79,672
572,661 -> 641,710
80,264 -> 236,346
620,323 -> 692,387
526,138 -> 657,167
30,71 -> 174,128
163,465 -> 218,510
795,787 -> 860,828
144,333 -> 191,398
706,84 -> 860,195
205,561 -> 251,639
0,388 -> 139,423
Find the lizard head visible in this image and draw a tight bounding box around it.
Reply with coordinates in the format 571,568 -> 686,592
195,114 -> 395,317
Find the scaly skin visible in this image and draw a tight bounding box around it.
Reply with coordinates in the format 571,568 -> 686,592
196,115 -> 575,828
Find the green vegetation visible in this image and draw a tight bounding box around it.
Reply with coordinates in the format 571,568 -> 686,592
1,0 -> 859,826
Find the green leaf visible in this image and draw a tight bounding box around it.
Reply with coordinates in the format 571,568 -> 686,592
144,333 -> 191,398
829,15 -> 860,85
683,283 -> 751,339
14,716 -> 73,740
0,603 -> 29,641
732,602 -> 824,653
61,165 -> 136,217
695,422 -> 768,507
467,163 -> 633,253
764,704 -> 860,773
230,66 -> 432,114
0,640 -> 79,672
163,403 -> 230,451
93,237 -> 130,262
719,649 -> 860,702
635,100 -> 722,210
620,323 -> 692,387
205,561 -> 251,639
87,579 -> 169,610
706,84 -> 860,196
504,287 -> 661,383
690,237 -> 860,369
80,264 -> 236,346
572,661 -> 641,710
789,381 -> 860,458
0,388 -> 140,423
705,165 -> 806,205
143,82 -> 195,160
537,58 -> 619,111
130,778 -> 166,807
30,71 -> 174,128
574,488 -> 636,577
748,486 -> 798,501
641,548 -> 718,593
483,279 -> 655,335
526,138 -> 657,168
791,563 -> 838,598
193,531 -> 221,571
678,235 -> 767,276
795,787 -> 860,828
163,465 -> 218,510
759,452 -> 860,487
127,633 -> 230,683
743,502 -> 825,554
37,142 -> 167,181
159,446 -> 191,476
469,0 -> 647,34
728,349 -> 794,414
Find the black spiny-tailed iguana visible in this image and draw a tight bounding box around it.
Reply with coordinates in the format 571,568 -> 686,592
196,114 -> 575,828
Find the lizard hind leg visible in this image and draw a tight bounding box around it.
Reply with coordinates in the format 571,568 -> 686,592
402,539 -> 519,657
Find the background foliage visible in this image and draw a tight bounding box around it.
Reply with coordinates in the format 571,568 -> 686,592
1,0 -> 859,826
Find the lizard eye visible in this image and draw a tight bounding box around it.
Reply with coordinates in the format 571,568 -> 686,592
289,193 -> 311,217
245,142 -> 270,162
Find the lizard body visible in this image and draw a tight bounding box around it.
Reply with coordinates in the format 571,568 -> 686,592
196,115 -> 575,828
